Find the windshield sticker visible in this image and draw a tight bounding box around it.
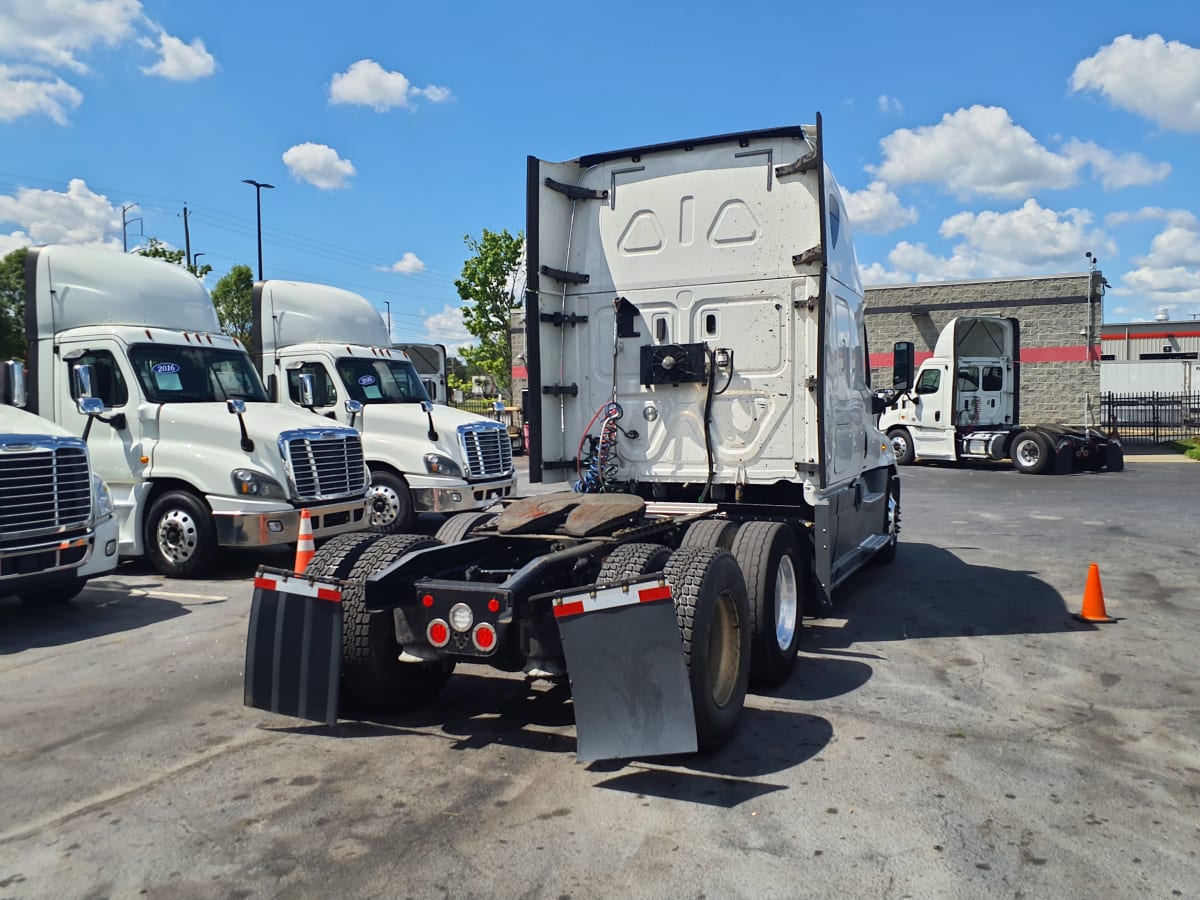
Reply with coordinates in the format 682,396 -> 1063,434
358,374 -> 377,386
152,362 -> 180,375
151,361 -> 183,391
362,382 -> 383,400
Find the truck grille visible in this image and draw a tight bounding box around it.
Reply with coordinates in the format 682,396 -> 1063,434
458,424 -> 513,479
0,441 -> 92,539
284,432 -> 367,501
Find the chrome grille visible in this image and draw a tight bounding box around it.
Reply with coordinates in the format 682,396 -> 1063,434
458,424 -> 513,479
0,440 -> 92,538
285,432 -> 367,501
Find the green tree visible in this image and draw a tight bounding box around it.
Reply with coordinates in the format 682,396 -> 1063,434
137,237 -> 213,279
0,247 -> 28,360
454,228 -> 523,401
210,264 -> 255,345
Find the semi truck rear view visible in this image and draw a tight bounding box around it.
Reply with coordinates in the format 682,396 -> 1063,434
245,116 -> 901,761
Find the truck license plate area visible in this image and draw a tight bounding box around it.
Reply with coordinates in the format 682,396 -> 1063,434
554,578 -> 697,762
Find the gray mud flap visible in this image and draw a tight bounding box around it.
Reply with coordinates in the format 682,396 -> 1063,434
554,578 -> 697,762
244,567 -> 344,726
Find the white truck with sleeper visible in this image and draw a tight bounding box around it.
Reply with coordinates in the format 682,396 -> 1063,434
1,360 -> 120,602
880,315 -> 1123,474
250,280 -> 517,534
22,246 -> 371,578
244,116 -> 901,762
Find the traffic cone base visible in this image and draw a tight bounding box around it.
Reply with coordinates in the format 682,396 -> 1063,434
294,508 -> 316,573
1074,562 -> 1117,623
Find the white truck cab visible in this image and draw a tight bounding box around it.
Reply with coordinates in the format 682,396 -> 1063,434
1,359 -> 119,601
22,246 -> 371,577
393,343 -> 448,405
250,281 -> 516,533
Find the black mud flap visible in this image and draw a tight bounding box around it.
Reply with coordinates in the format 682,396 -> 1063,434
1105,441 -> 1124,472
553,577 -> 696,762
244,566 -> 344,726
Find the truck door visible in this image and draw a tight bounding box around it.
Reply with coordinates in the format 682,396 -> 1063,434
908,362 -> 956,460
283,362 -> 341,422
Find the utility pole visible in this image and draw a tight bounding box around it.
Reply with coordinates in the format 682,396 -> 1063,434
182,203 -> 192,269
121,203 -> 142,253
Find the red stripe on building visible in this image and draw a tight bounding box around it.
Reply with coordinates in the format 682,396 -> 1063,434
869,345 -> 1097,366
1101,330 -> 1200,341
512,365 -> 528,379
869,351 -> 933,368
638,585 -> 672,603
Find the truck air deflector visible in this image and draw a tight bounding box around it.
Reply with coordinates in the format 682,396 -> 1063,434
554,577 -> 697,762
576,125 -> 808,169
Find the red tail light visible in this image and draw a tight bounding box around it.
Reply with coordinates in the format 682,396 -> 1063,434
472,622 -> 497,652
426,619 -> 450,648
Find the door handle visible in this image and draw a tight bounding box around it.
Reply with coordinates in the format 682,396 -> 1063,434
935,411 -> 941,422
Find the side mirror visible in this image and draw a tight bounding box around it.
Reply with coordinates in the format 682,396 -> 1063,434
298,373 -> 316,408
420,400 -> 434,414
77,396 -> 104,416
345,399 -> 362,428
892,342 -> 914,392
73,363 -> 98,401
227,399 -> 247,415
2,360 -> 27,408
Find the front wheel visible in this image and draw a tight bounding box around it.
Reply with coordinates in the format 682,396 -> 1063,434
873,473 -> 901,566
662,547 -> 751,752
368,469 -> 416,534
888,427 -> 915,466
144,490 -> 218,578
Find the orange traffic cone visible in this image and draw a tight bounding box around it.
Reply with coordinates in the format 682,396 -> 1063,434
294,508 -> 315,573
1074,563 -> 1117,623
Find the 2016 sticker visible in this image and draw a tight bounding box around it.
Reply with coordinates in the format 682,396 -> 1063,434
358,374 -> 377,386
152,362 -> 181,375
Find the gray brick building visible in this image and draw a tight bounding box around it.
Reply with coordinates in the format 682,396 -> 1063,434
866,272 -> 1104,424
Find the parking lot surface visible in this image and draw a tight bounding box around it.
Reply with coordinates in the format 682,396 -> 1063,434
1,455 -> 1197,899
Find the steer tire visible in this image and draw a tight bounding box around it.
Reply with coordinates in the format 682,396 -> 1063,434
872,473 -> 901,566
661,547 -> 751,753
145,490 -> 218,578
729,522 -> 804,687
339,533 -> 454,711
888,427 -> 915,466
367,470 -> 416,535
435,511 -> 497,544
597,542 -> 672,583
679,519 -> 740,550
1011,431 -> 1053,475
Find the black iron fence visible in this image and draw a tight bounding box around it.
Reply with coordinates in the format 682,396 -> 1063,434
1100,392 -> 1200,445
449,398 -> 523,430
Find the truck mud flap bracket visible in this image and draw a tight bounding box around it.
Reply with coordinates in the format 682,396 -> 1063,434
553,578 -> 697,762
244,566 -> 344,727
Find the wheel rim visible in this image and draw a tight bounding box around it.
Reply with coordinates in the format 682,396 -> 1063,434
890,433 -> 908,458
1016,439 -> 1040,466
708,588 -> 741,708
370,483 -> 401,527
886,493 -> 899,538
774,555 -> 799,650
157,508 -> 198,563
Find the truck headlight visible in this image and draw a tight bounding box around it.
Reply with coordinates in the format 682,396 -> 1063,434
92,473 -> 114,519
424,453 -> 463,478
232,468 -> 287,499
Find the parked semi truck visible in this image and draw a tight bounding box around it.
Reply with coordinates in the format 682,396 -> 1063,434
250,280 -> 516,534
393,342 -> 448,405
245,117 -> 900,761
22,246 -> 371,578
1,360 -> 120,602
879,316 -> 1123,474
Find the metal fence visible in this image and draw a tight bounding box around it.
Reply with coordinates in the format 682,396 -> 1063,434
448,398 -> 523,429
1100,392 -> 1200,445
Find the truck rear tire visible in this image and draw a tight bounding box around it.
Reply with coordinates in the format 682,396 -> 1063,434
679,519 -> 739,550
340,533 -> 454,711
1011,431 -> 1053,475
145,490 -> 218,578
305,532 -> 382,580
435,511 -> 496,544
662,547 -> 751,752
888,427 -> 915,466
729,522 -> 804,687
368,469 -> 416,535
597,542 -> 671,582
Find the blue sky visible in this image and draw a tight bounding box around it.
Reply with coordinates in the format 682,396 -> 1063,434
2,0 -> 1199,345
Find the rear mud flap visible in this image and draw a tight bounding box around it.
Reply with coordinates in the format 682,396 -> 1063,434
244,567 -> 344,726
554,578 -> 697,762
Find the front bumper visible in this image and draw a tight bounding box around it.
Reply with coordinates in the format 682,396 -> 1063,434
209,495 -> 370,547
409,473 -> 517,514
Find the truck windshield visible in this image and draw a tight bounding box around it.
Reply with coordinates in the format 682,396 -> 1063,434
128,345 -> 270,403
335,357 -> 430,405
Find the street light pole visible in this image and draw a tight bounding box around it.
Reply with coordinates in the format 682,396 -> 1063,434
242,179 -> 274,280
192,252 -> 205,274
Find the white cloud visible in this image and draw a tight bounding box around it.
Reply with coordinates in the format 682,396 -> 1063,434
843,181 -> 918,234
0,178 -> 123,249
1106,207 -> 1197,229
1061,140 -> 1171,190
424,305 -> 472,344
0,0 -> 142,73
281,143 -> 356,190
383,252 -> 425,274
0,64 -> 83,123
328,59 -> 450,111
871,106 -> 1080,200
859,261 -> 912,286
877,95 -> 903,114
1071,34 -> 1200,132
138,31 -> 215,80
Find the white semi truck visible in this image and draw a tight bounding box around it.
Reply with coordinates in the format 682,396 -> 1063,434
249,280 -> 517,534
22,246 -> 372,578
245,117 -> 900,761
393,342 -> 448,404
1,360 -> 120,602
879,316 -> 1123,474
